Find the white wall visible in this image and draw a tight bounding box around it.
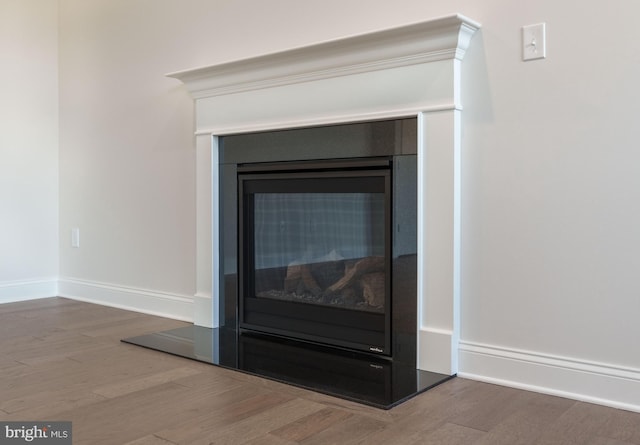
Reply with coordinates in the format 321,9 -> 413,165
57,0 -> 198,318
0,0 -> 59,302
458,2 -> 640,410
56,0 -> 640,410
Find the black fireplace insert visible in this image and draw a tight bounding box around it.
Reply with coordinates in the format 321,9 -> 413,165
238,159 -> 392,355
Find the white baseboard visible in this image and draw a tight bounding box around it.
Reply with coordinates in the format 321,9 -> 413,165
193,293 -> 214,328
0,278 -> 58,304
459,340 -> 640,413
418,327 -> 457,375
58,278 -> 194,322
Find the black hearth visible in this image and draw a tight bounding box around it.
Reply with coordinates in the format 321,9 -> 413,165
124,118 -> 454,408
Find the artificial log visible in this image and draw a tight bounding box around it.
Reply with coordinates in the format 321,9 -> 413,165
283,264 -> 302,292
328,256 -> 385,292
310,260 -> 345,289
284,263 -> 322,296
360,271 -> 385,307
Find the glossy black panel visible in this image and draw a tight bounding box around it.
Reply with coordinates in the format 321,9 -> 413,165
392,155 -> 418,365
220,163 -> 238,328
220,118 -> 417,165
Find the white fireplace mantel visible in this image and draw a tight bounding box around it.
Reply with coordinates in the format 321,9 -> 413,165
169,14 -> 480,375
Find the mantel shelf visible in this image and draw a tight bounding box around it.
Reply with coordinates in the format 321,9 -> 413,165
167,14 -> 480,99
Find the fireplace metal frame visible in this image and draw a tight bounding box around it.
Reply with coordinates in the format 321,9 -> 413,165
237,159 -> 393,355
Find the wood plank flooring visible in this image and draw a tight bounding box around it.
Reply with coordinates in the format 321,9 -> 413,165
1,297 -> 639,445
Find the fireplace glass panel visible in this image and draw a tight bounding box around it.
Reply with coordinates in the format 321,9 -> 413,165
253,192 -> 386,313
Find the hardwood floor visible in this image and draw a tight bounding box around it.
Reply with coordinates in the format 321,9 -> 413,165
1,297 -> 639,445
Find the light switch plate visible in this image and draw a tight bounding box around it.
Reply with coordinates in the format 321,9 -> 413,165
522,23 -> 546,61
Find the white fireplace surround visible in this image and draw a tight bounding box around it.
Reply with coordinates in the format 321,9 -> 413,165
168,14 -> 480,375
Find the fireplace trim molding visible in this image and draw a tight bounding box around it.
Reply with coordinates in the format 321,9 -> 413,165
168,13 -> 480,375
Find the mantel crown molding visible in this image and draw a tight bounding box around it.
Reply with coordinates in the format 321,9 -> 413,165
167,14 -> 480,99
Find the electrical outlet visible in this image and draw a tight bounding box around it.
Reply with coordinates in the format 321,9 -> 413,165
71,228 -> 80,248
522,23 -> 546,61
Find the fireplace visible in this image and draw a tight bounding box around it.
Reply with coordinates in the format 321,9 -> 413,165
123,14 -> 480,408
